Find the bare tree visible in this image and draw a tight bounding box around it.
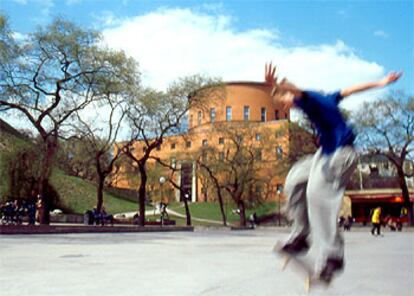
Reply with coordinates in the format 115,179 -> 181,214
353,93 -> 414,225
0,18 -> 139,223
194,124 -> 277,226
121,76 -> 222,226
196,154 -> 228,226
71,97 -> 128,213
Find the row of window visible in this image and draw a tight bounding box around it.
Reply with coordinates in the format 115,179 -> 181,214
144,130 -> 285,153
200,184 -> 284,197
170,146 -> 284,164
191,106 -> 288,127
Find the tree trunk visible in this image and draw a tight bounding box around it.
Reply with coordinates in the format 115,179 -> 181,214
207,170 -> 227,226
38,178 -> 50,225
397,167 -> 414,226
39,138 -> 57,225
238,200 -> 246,227
96,176 -> 105,213
216,189 -> 227,226
183,196 -> 192,226
137,163 -> 147,226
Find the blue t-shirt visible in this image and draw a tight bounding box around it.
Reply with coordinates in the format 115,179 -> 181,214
294,90 -> 355,155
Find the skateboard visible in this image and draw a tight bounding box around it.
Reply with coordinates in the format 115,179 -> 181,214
273,242 -> 329,293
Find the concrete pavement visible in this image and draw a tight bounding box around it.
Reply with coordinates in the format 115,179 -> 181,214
0,227 -> 413,296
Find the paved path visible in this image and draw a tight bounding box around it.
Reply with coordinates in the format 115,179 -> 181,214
115,205 -> 228,225
1,228 -> 413,296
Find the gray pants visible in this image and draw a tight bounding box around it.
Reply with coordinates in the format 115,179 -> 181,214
284,146 -> 357,272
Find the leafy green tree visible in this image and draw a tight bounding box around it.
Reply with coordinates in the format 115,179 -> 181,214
0,17 -> 139,223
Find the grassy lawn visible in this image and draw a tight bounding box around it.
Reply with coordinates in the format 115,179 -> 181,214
168,201 -> 279,224
145,213 -> 227,227
50,169 -> 140,214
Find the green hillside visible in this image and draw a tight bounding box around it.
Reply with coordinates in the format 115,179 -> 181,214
50,169 -> 138,214
0,119 -> 138,214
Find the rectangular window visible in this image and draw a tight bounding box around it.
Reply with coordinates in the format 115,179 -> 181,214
261,107 -> 267,122
198,111 -> 202,125
202,139 -> 208,147
189,114 -> 193,128
275,129 -> 284,138
219,137 -> 224,145
276,184 -> 284,194
275,110 -> 279,120
202,151 -> 208,162
243,106 -> 250,121
236,135 -> 243,144
210,108 -> 216,123
219,151 -> 225,161
170,157 -> 176,169
186,141 -> 192,148
226,106 -> 232,121
170,143 -> 176,150
255,133 -> 261,141
255,148 -> 262,161
276,146 -> 283,160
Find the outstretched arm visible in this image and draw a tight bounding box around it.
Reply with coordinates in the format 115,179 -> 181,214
340,72 -> 402,98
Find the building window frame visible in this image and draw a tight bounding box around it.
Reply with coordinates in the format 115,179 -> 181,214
226,106 -> 232,121
255,148 -> 262,161
243,106 -> 250,121
219,151 -> 225,161
198,110 -> 202,125
210,108 -> 216,123
170,157 -> 176,169
261,107 -> 267,122
276,146 -> 283,160
189,114 -> 193,129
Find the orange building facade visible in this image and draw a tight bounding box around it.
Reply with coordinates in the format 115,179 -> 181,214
113,81 -> 306,203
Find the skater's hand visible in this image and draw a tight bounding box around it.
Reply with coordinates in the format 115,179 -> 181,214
265,62 -> 277,88
265,62 -> 301,96
378,72 -> 403,87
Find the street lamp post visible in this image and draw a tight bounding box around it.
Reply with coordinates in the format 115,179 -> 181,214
184,193 -> 191,226
277,189 -> 281,226
159,176 -> 166,226
159,176 -> 166,201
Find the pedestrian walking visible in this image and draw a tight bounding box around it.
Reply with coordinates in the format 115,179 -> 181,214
371,207 -> 382,236
344,215 -> 353,231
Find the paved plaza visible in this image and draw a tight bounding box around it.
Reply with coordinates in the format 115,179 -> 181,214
1,227 -> 413,296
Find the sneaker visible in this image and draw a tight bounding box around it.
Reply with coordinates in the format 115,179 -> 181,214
280,236 -> 310,255
318,258 -> 344,283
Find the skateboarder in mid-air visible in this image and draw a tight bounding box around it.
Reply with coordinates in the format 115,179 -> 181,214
264,63 -> 402,285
